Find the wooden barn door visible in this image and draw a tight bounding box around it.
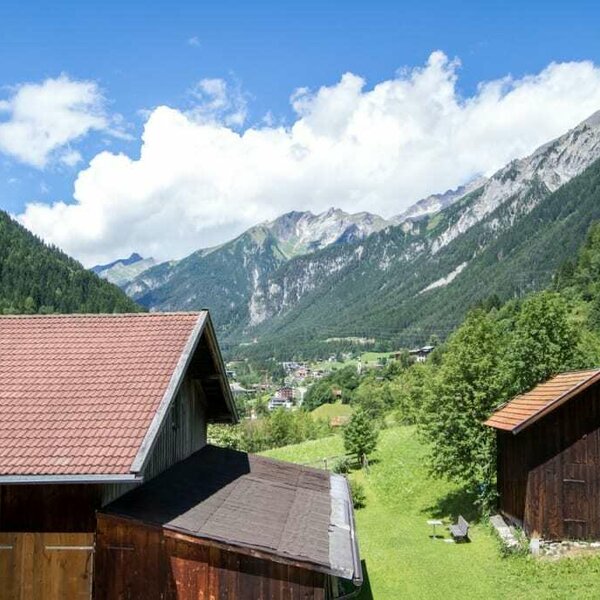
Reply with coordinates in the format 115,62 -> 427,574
0,532 -> 94,600
0,534 -> 20,600
562,463 -> 591,539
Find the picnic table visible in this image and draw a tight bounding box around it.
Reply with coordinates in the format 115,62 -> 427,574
427,519 -> 443,539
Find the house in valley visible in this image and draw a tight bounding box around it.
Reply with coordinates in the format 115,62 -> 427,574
0,313 -> 361,599
485,369 -> 600,540
268,396 -> 293,410
408,345 -> 434,363
276,385 -> 294,401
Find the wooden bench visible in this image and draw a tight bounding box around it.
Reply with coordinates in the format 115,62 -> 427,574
449,515 -> 470,542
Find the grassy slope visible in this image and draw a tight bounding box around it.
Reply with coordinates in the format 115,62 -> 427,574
311,401 -> 353,421
263,427 -> 600,599
312,352 -> 393,371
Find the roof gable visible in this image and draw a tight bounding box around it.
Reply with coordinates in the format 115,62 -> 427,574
0,312 -> 236,480
484,369 -> 600,433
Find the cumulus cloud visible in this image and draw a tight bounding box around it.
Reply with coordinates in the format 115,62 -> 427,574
188,78 -> 249,127
0,75 -> 124,168
19,52 -> 600,266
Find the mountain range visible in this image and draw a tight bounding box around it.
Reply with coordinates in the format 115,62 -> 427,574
94,110 -> 600,358
92,253 -> 158,286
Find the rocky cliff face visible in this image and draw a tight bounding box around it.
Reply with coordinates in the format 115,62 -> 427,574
120,208 -> 389,333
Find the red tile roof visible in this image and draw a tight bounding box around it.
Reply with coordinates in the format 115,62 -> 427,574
484,369 -> 600,433
0,313 -> 205,476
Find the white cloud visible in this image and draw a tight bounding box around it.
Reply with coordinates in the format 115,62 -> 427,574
59,149 -> 83,167
19,52 -> 600,266
187,36 -> 201,47
188,78 -> 248,127
0,75 -> 123,168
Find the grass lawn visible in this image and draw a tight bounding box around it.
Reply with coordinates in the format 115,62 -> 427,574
311,351 -> 393,372
263,427 -> 600,599
311,401 -> 353,421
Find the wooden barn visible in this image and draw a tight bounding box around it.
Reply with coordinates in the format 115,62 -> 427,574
485,369 -> 600,540
0,313 -> 361,599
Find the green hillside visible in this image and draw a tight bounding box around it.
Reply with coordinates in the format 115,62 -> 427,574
311,401 -> 353,421
264,427 -> 600,599
242,156 -> 600,358
128,226 -> 286,336
0,211 -> 140,314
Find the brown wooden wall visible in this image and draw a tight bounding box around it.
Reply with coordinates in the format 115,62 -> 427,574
0,532 -> 93,600
94,514 -> 328,600
497,381 -> 600,539
0,484 -> 103,532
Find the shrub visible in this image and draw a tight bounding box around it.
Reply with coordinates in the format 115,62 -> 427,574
207,424 -> 243,450
348,478 -> 366,509
210,410 -> 332,453
332,456 -> 352,474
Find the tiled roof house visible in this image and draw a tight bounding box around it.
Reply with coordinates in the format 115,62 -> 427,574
0,313 -> 361,599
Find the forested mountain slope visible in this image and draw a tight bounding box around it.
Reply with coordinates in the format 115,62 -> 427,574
244,155 -> 600,358
235,112 -> 600,357
0,211 -> 140,314
105,111 -> 600,358
124,208 -> 388,336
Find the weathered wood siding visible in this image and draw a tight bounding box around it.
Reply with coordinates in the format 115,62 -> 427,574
95,514 -> 327,600
142,377 -> 207,482
0,374 -> 207,533
0,532 -> 93,600
497,381 -> 600,539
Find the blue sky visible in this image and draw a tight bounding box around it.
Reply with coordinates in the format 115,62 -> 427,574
2,1 -> 600,264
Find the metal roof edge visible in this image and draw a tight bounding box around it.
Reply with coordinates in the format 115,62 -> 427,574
0,473 -> 143,485
130,312 -> 209,474
329,474 -> 363,586
0,311 -> 206,319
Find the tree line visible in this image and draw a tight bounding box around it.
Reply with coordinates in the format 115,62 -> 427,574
0,210 -> 140,314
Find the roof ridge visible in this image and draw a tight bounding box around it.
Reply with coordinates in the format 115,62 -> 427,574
486,368 -> 600,433
0,311 -> 206,319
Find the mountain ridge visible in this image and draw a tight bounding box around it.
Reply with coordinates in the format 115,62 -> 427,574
235,111 -> 600,357
98,110 -> 600,358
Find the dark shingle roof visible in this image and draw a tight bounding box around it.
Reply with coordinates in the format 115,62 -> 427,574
101,445 -> 362,583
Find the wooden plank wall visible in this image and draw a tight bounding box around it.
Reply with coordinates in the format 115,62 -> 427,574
0,532 -> 93,600
0,485 -> 101,532
498,383 -> 600,539
142,376 -> 208,483
95,515 -> 327,600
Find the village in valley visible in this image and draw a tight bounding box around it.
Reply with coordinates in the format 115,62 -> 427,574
226,345 -> 434,419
